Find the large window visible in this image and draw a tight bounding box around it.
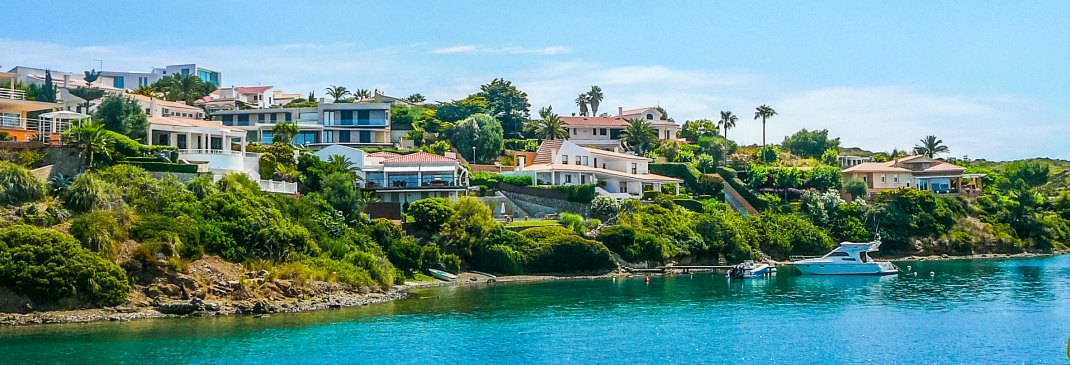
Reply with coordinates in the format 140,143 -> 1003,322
113,76 -> 124,89
389,174 -> 420,187
293,132 -> 317,145
0,113 -> 19,127
259,131 -> 273,144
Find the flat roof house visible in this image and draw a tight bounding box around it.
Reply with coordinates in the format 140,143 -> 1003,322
0,70 -> 63,143
313,146 -> 469,208
508,140 -> 682,198
842,155 -> 984,197
211,103 -> 392,147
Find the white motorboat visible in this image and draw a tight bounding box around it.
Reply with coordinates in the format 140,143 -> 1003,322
727,260 -> 776,279
790,235 -> 898,275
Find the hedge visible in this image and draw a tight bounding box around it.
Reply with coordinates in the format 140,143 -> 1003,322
125,161 -> 199,173
673,199 -> 704,212
719,166 -> 770,211
649,163 -> 722,196
537,184 -> 595,203
471,172 -> 532,188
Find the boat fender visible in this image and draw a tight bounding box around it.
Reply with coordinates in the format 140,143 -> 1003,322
929,271 -> 935,276
906,265 -> 912,271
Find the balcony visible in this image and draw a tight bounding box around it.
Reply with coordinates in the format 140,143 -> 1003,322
178,149 -> 261,176
0,88 -> 26,101
0,117 -> 72,144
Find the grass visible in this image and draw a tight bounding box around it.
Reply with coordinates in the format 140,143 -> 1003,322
505,220 -> 562,228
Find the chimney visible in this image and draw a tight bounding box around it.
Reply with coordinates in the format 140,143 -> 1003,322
63,74 -> 70,88
618,106 -> 623,117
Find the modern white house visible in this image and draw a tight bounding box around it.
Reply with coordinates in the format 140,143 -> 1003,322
195,86 -> 280,112
211,103 -> 392,147
312,146 -> 469,208
507,140 -> 681,198
560,106 -> 680,151
130,94 -> 206,119
9,63 -> 222,91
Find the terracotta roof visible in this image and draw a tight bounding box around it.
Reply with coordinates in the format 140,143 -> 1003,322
560,116 -> 629,127
147,116 -> 244,133
620,107 -> 654,116
369,151 -> 401,158
584,147 -> 650,161
382,151 -> 457,164
842,162 -> 911,173
522,163 -> 682,183
129,94 -> 201,111
235,86 -> 272,94
533,140 -> 564,164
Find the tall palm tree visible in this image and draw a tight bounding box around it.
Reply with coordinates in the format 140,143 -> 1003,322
575,94 -> 589,116
325,85 -> 350,102
156,73 -> 211,105
328,154 -> 356,172
914,135 -> 950,158
587,85 -> 604,116
718,110 -> 738,164
753,104 -> 777,164
62,121 -> 110,166
620,118 -> 657,154
529,113 -> 569,140
271,122 -> 300,144
406,93 -> 426,103
353,89 -> 372,101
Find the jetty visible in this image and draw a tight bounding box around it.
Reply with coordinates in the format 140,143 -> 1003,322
623,265 -> 735,274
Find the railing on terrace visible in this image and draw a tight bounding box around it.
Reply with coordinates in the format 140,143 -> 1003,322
0,117 -> 74,143
178,149 -> 261,158
258,179 -> 298,194
0,88 -> 27,100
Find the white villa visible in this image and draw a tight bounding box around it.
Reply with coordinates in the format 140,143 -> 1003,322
196,86 -> 283,112
312,146 -> 469,207
508,140 -> 682,198
560,106 -> 680,151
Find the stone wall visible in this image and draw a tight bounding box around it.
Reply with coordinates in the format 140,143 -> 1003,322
499,189 -> 590,218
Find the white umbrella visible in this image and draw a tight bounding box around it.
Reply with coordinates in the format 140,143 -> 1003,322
39,110 -> 90,120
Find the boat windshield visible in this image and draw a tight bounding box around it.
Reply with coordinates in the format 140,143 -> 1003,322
860,253 -> 869,263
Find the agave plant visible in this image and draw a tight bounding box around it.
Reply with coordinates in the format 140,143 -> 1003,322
48,174 -> 73,195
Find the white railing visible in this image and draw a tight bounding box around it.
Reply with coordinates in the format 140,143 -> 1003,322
178,149 -> 261,158
0,117 -> 74,143
258,179 -> 298,194
0,88 -> 26,100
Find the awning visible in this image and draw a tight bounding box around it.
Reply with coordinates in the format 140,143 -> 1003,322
40,110 -> 90,120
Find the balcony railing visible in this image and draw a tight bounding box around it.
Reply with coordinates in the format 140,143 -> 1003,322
0,117 -> 73,143
0,88 -> 27,100
179,149 -> 261,158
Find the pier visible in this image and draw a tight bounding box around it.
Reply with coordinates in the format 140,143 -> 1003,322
623,265 -> 736,274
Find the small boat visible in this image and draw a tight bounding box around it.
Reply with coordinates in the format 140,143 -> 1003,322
727,260 -> 776,279
428,269 -> 458,282
790,235 -> 898,275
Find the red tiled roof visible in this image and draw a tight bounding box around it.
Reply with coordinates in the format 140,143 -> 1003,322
383,151 -> 457,164
620,107 -> 654,115
560,116 -> 629,127
235,86 -> 272,94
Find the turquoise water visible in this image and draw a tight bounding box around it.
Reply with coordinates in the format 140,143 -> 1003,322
2,256 -> 1070,364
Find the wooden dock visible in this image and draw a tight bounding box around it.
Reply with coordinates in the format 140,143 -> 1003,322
623,265 -> 735,274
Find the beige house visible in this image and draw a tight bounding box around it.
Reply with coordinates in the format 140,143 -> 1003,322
842,155 -> 984,197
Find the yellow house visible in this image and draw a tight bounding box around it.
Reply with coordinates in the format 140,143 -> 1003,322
842,155 -> 984,197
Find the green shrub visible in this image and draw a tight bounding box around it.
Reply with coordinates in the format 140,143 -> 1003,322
0,225 -> 130,306
0,162 -> 47,205
519,225 -> 576,243
70,210 -> 127,259
536,184 -> 595,203
130,215 -> 202,260
527,235 -> 616,274
596,225 -> 674,263
673,199 -> 704,212
62,174 -> 126,213
502,175 -> 532,186
558,212 -> 587,234
472,244 -> 526,275
590,195 -> 621,220
125,161 -> 199,174
407,198 -> 454,232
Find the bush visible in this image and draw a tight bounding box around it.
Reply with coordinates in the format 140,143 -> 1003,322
590,195 -> 621,220
124,161 -> 199,174
596,225 -> 674,263
502,175 -> 532,186
527,235 -> 616,274
845,177 -> 868,200
0,225 -> 130,306
537,184 -> 596,203
130,215 -> 203,260
0,162 -> 47,205
70,210 -> 128,259
407,198 -> 455,233
519,225 -> 576,243
808,165 -> 843,192
750,212 -> 835,260
62,174 -> 126,213
673,199 -> 704,212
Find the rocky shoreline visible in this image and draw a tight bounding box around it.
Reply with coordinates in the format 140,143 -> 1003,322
886,251 -> 1066,262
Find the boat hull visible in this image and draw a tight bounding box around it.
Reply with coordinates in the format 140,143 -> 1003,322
791,262 -> 898,275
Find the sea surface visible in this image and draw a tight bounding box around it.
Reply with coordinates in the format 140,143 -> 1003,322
2,256 -> 1069,364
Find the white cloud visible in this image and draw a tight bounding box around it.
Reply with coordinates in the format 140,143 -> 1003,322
430,45 -> 570,55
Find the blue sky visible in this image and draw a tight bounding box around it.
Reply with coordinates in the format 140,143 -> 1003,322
2,1 -> 1068,160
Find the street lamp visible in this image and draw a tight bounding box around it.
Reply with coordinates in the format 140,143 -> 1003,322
472,146 -> 477,164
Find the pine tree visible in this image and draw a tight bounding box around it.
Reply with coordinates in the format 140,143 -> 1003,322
41,70 -> 56,102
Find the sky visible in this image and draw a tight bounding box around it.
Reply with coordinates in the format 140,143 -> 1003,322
2,0 -> 1068,160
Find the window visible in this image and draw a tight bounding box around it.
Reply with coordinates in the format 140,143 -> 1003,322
565,175 -> 572,183
646,114 -> 653,120
631,163 -> 638,174
575,156 -> 581,165
562,155 -> 568,164
880,174 -> 886,183
582,156 -> 589,166
593,158 -> 598,167
113,76 -> 124,89
572,128 -> 577,135
619,182 -> 628,193
600,128 -> 607,135
893,174 -> 899,184
863,176 -> 868,183
181,68 -> 190,76
828,252 -> 849,257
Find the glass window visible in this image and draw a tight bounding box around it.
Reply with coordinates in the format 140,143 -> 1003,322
260,131 -> 273,144
113,76 -> 124,89
829,252 -> 849,257
619,182 -> 628,193
894,174 -> 899,183
565,174 -> 572,183
582,156 -> 589,166
646,114 -> 653,120
632,163 -> 638,174
562,155 -> 568,164
880,174 -> 886,183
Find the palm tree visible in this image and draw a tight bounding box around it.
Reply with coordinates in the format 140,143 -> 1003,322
353,89 -> 372,101
529,113 -> 569,140
128,85 -> 159,97
325,85 -> 350,102
718,110 -> 738,164
753,104 -> 777,164
620,118 -> 657,154
575,94 -> 589,116
406,93 -> 426,103
63,121 -> 110,166
914,135 -> 950,158
155,73 -> 211,105
327,154 -> 355,171
587,85 -> 604,116
271,122 -> 300,144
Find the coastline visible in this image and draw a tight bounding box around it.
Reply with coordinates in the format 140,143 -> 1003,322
0,271 -> 626,327
5,251 -> 1065,327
